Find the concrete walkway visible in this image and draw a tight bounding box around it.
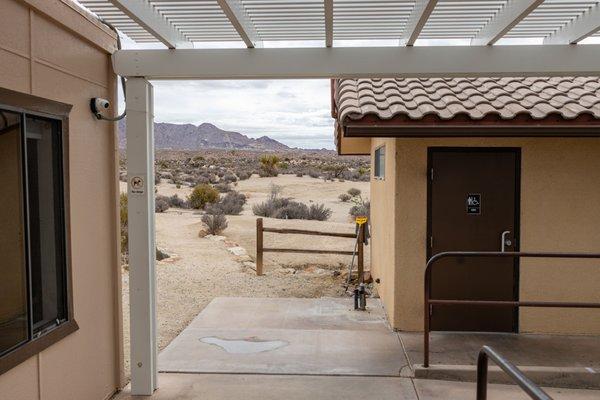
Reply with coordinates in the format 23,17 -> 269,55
158,297 -> 406,376
113,373 -> 600,399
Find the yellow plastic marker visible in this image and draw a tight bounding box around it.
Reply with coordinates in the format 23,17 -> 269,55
355,216 -> 368,225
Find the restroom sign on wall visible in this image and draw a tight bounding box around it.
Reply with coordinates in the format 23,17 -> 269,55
466,193 -> 481,215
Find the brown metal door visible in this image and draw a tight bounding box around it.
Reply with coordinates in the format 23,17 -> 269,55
428,148 -> 519,332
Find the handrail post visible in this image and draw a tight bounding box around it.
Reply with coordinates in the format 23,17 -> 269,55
424,258 -> 431,368
476,348 -> 489,400
256,218 -> 263,276
357,224 -> 365,284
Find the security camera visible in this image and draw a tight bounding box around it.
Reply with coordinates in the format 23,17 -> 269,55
90,98 -> 111,119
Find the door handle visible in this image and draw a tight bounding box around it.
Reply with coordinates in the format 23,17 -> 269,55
501,230 -> 512,252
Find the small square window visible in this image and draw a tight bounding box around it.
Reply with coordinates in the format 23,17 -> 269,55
374,146 -> 385,179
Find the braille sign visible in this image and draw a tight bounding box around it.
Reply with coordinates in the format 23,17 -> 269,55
466,193 -> 481,215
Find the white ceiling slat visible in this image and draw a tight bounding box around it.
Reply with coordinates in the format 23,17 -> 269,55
400,0 -> 439,46
544,3 -> 600,44
216,0 -> 262,48
107,0 -> 192,48
471,0 -> 544,45
324,0 -> 333,47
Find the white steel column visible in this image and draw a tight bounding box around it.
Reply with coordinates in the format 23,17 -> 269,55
126,77 -> 158,396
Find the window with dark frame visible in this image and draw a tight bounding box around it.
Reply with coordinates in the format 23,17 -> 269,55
0,108 -> 69,358
374,145 -> 385,179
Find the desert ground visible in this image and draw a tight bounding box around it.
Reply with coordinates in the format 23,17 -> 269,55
120,174 -> 370,374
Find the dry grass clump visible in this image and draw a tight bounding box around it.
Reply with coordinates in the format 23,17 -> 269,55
338,193 -> 351,202
155,195 -> 170,213
201,211 -> 228,235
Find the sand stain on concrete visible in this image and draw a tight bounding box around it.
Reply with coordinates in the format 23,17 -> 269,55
200,336 -> 289,354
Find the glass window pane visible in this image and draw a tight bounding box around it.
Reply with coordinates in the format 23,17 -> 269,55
25,116 -> 67,335
0,110 -> 28,354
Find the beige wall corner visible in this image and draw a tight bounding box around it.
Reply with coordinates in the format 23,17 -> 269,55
0,0 -> 121,398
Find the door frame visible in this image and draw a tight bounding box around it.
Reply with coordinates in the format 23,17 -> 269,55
426,146 -> 522,332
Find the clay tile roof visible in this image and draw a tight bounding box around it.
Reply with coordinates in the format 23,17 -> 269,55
335,77 -> 600,123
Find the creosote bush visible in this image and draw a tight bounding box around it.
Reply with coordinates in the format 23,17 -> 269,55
214,182 -> 232,193
347,188 -> 362,197
206,190 -> 246,215
349,200 -> 370,218
201,211 -> 228,235
168,194 -> 189,209
338,193 -> 351,202
188,184 -> 219,209
155,195 -> 170,213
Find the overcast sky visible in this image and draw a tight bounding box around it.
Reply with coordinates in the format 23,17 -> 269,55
119,36 -> 600,150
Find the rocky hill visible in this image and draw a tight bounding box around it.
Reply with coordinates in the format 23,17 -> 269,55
118,119 -> 291,151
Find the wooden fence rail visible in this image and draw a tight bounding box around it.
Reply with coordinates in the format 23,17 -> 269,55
255,217 -> 365,277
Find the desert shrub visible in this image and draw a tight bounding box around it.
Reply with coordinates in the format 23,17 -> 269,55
168,194 -> 189,209
273,201 -> 309,220
208,191 -> 246,215
188,184 -> 219,209
252,197 -> 290,217
236,170 -> 251,181
308,169 -> 320,179
196,176 -> 210,185
296,172 -> 304,177
338,193 -> 351,202
120,193 -> 128,254
201,211 -> 228,235
221,173 -> 238,184
349,200 -> 370,218
347,188 -> 361,197
259,154 -> 280,177
308,203 -> 332,221
155,195 -> 170,213
214,182 -> 232,193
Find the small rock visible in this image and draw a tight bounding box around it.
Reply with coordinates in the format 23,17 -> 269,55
206,235 -> 226,241
227,246 -> 247,256
156,247 -> 170,261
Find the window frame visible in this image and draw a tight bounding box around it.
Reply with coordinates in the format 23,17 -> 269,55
0,87 -> 77,376
374,145 -> 385,180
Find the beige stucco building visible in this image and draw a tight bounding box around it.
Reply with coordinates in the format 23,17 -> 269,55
0,1 -> 122,399
333,78 -> 600,335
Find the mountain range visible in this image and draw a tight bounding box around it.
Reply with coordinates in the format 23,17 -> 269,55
118,119 -> 291,151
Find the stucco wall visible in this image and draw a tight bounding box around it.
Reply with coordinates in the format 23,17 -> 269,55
339,135 -> 370,155
378,138 -> 600,335
369,138 -> 400,327
0,1 -> 121,399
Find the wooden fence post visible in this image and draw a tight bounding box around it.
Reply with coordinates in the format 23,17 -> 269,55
357,223 -> 364,284
256,218 -> 263,276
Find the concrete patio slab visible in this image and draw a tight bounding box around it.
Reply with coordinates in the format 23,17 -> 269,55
158,297 -> 407,376
401,332 -> 600,389
113,373 -> 419,400
414,378 -> 600,400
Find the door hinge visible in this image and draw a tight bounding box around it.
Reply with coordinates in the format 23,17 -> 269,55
429,304 -> 433,316
429,236 -> 433,248
430,167 -> 434,181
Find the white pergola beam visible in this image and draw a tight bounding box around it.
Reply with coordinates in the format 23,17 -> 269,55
400,0 -> 438,46
109,0 -> 192,49
544,3 -> 600,44
471,0 -> 544,46
113,45 -> 600,79
216,0 -> 261,48
325,0 -> 333,47
126,78 -> 158,396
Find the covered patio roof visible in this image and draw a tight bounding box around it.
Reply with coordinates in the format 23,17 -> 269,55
71,0 -> 600,397
78,1 -> 600,49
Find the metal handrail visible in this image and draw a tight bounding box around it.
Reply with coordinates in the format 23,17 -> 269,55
424,251 -> 600,367
477,346 -> 552,400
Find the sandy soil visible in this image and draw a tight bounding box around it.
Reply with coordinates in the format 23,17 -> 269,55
120,175 -> 370,375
